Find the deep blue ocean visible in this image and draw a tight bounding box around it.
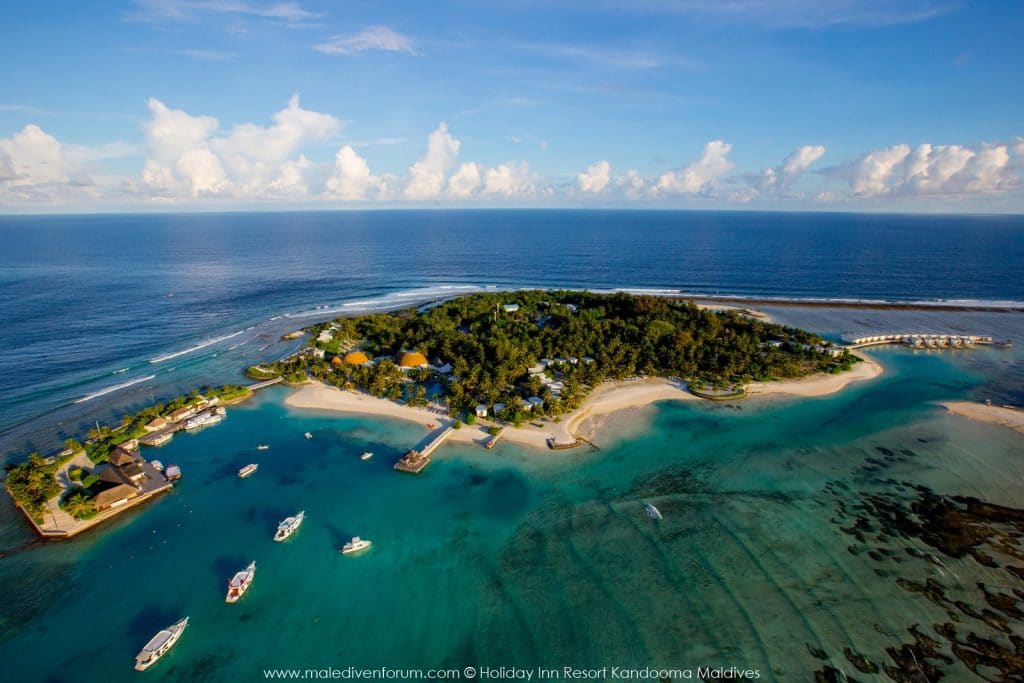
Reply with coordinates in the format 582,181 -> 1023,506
1,210 -> 1022,457
2,210 -> 1024,681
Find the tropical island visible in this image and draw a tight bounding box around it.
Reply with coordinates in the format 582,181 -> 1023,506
6,290 -> 877,538
272,290 -> 875,454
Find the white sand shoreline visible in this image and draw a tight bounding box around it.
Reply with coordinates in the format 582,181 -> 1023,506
284,353 -> 884,452
941,401 -> 1024,435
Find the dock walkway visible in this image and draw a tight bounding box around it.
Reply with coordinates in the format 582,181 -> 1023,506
394,426 -> 454,474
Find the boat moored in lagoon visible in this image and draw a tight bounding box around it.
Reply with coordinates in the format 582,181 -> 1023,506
274,511 -> 305,541
361,452 -> 373,461
257,444 -> 270,450
134,616 -> 188,671
225,562 -> 256,603
645,503 -> 662,520
304,432 -> 313,439
238,463 -> 258,478
165,464 -> 182,482
341,536 -> 372,555
184,410 -> 224,431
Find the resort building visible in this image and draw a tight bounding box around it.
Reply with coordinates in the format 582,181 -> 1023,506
397,351 -> 429,370
144,417 -> 171,432
503,304 -> 521,313
93,484 -> 140,510
317,330 -> 333,343
167,405 -> 197,423
475,404 -> 488,418
339,350 -> 372,366
493,403 -> 506,415
526,396 -> 545,410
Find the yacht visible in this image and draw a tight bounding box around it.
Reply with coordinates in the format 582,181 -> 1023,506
150,460 -> 164,472
361,452 -> 373,461
134,617 -> 188,671
341,536 -> 372,555
304,432 -> 313,439
274,511 -> 305,541
238,463 -> 258,478
165,464 -> 182,482
184,410 -> 224,431
644,503 -> 663,520
257,444 -> 270,451
225,562 -> 256,603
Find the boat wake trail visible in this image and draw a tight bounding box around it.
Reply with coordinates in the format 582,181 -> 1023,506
75,375 -> 156,403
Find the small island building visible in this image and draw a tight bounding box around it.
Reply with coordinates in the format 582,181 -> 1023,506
397,351 -> 429,370
334,350 -> 372,367
168,405 -> 198,423
475,404 -> 488,418
144,417 -> 171,432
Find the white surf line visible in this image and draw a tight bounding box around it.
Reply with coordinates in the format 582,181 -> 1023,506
75,374 -> 156,403
149,329 -> 245,364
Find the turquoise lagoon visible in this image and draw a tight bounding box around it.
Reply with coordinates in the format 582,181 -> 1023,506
2,314 -> 1024,681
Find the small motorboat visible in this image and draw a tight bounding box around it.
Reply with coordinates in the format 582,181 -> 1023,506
645,503 -> 663,520
341,536 -> 372,555
150,460 -> 164,472
238,463 -> 258,478
257,444 -> 270,451
361,452 -> 373,461
225,561 -> 255,603
274,511 -> 305,541
134,617 -> 188,671
304,432 -> 313,439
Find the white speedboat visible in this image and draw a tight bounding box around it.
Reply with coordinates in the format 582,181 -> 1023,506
274,511 -> 305,541
645,503 -> 662,520
238,463 -> 258,478
361,452 -> 373,461
150,460 -> 164,472
225,561 -> 256,603
341,536 -> 372,555
304,432 -> 313,439
134,616 -> 188,671
257,444 -> 270,451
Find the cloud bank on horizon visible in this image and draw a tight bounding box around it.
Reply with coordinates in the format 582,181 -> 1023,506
0,0 -> 1022,212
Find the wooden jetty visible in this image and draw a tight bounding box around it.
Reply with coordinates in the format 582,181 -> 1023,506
394,426 -> 454,474
484,429 -> 504,449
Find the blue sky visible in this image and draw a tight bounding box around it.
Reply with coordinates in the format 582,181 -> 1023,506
1,0 -> 1022,212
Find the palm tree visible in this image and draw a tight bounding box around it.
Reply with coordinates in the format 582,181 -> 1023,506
62,489 -> 96,519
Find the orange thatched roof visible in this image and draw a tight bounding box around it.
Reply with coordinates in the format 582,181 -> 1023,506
397,350 -> 428,368
342,350 -> 370,365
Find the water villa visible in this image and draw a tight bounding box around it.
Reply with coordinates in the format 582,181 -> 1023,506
844,332 -> 995,349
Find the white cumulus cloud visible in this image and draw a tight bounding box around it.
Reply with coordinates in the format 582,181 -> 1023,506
0,124 -> 69,185
850,142 -> 1015,196
482,161 -> 535,197
749,144 -> 825,192
404,123 -> 460,199
655,140 -> 732,195
138,95 -> 340,198
577,160 -> 611,193
447,162 -> 482,198
324,145 -> 385,200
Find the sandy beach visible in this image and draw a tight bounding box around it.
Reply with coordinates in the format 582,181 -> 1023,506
746,352 -> 883,398
286,356 -> 884,452
941,401 -> 1024,435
